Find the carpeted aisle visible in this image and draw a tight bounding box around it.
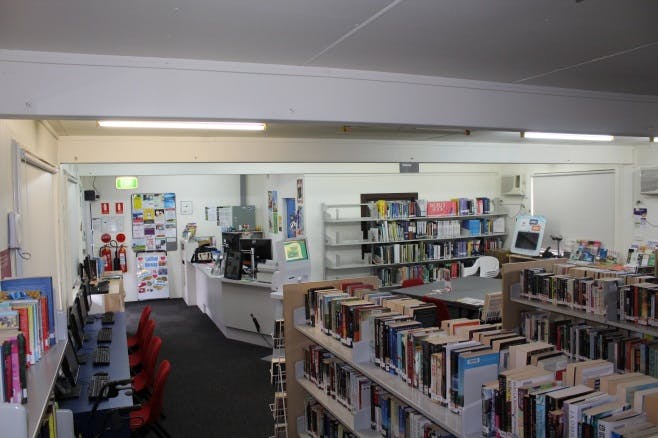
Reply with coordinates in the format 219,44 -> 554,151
125,298 -> 273,437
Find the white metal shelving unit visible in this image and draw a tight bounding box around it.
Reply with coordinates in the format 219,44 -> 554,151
322,203 -> 506,285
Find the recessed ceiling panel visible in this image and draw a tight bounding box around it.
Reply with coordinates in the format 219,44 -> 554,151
0,0 -> 392,64
308,0 -> 658,90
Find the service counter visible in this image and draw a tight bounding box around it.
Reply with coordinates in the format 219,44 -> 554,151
193,263 -> 275,347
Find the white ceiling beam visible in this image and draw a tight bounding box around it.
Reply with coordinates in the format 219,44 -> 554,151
1,50 -> 657,137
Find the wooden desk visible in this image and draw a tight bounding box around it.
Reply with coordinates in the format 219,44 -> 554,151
90,274 -> 125,314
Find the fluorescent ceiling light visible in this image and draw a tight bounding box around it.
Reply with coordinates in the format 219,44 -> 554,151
98,120 -> 266,131
523,131 -> 614,142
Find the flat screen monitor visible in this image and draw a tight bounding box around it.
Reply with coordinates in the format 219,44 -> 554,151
283,239 -> 309,262
61,341 -> 80,386
68,307 -> 85,350
74,295 -> 88,326
240,238 -> 273,261
222,232 -> 241,251
224,250 -> 243,280
510,215 -> 546,257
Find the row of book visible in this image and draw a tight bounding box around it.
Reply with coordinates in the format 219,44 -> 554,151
302,347 -> 455,438
370,239 -> 490,265
0,296 -> 51,365
482,350 -> 658,438
521,266 -> 658,326
376,264 -> 456,288
304,400 -> 357,438
371,197 -> 494,220
0,331 -> 28,404
521,311 -> 658,377
303,282 -> 437,347
367,218 -> 503,243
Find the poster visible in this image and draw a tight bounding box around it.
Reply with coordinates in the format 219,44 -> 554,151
135,251 -> 169,300
0,249 -> 11,279
285,198 -> 297,238
268,190 -> 278,233
131,193 -> 177,251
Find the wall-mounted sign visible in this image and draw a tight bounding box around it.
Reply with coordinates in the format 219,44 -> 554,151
116,176 -> 139,190
101,202 -> 110,215
115,202 -> 124,214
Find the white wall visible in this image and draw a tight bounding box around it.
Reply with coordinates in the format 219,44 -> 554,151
630,144 -> 658,247
81,174 -> 241,301
0,120 -> 63,308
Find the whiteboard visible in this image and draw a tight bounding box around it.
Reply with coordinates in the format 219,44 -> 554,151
532,171 -> 615,250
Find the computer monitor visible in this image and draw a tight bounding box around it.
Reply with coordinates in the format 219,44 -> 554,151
510,215 -> 546,257
240,238 -> 273,262
68,306 -> 85,349
274,237 -> 311,287
61,341 -> 80,386
222,232 -> 241,252
74,295 -> 88,326
282,238 -> 309,262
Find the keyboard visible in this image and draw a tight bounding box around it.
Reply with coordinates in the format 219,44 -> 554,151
88,373 -> 109,400
101,312 -> 115,325
93,346 -> 110,366
96,327 -> 113,343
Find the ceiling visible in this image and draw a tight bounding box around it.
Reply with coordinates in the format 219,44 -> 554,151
2,0 -> 658,97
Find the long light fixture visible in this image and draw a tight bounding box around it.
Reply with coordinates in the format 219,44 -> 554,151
98,120 -> 266,131
522,131 -> 614,142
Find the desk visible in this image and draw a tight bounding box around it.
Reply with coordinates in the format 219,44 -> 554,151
89,274 -> 125,314
194,263 -> 275,347
392,276 -> 502,318
59,312 -> 132,438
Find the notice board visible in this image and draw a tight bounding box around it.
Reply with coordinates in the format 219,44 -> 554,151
131,193 -> 177,251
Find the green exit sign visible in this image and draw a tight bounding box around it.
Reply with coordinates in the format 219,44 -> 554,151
115,176 -> 138,190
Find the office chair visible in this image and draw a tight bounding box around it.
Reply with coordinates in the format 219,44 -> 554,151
130,319 -> 155,370
401,278 -> 424,288
462,256 -> 500,278
130,360 -> 172,438
133,336 -> 162,396
420,296 -> 451,326
128,306 -> 152,350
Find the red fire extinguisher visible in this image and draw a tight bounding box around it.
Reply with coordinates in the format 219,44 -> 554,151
118,245 -> 128,273
99,245 -> 112,273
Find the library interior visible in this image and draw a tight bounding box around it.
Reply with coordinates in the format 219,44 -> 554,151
2,2 -> 658,438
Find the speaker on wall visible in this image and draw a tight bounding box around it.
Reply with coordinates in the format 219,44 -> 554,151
84,190 -> 96,201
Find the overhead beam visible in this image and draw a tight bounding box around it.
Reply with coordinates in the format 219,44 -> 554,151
1,50 -> 658,137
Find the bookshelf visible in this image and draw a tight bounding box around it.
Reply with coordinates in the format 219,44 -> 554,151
283,276 -> 480,438
0,340 -> 67,438
323,202 -> 506,286
501,257 -> 658,337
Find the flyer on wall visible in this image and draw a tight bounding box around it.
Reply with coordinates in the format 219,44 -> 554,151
135,251 -> 169,300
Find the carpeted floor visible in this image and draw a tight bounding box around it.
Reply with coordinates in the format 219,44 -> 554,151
125,298 -> 273,437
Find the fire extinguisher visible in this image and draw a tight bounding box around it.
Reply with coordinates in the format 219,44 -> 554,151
99,245 -> 112,273
118,245 -> 128,273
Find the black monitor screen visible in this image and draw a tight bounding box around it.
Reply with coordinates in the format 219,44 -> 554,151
222,232 -> 241,251
224,250 -> 243,280
514,231 -> 540,251
61,342 -> 79,386
239,238 -> 273,261
74,295 -> 87,325
68,308 -> 85,349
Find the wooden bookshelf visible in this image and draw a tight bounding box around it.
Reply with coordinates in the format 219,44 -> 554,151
283,276 -> 480,438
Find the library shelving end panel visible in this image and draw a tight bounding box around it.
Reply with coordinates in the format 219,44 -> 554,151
501,258 -> 567,330
283,276 -> 380,437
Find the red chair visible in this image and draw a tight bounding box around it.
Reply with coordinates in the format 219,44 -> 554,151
130,360 -> 172,438
421,295 -> 451,326
128,306 -> 152,350
130,319 -> 155,369
133,336 -> 162,395
401,278 -> 424,288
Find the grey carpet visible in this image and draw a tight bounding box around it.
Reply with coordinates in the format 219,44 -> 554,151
125,298 -> 273,437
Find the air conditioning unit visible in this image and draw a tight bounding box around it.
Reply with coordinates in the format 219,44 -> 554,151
501,174 -> 526,196
640,168 -> 658,195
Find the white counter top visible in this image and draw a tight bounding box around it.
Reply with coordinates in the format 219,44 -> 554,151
221,277 -> 273,289
193,262 -> 223,279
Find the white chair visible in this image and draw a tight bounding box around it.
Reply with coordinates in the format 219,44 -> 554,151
462,256 -> 500,278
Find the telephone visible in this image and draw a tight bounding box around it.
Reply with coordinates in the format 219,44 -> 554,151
8,211 -> 22,249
